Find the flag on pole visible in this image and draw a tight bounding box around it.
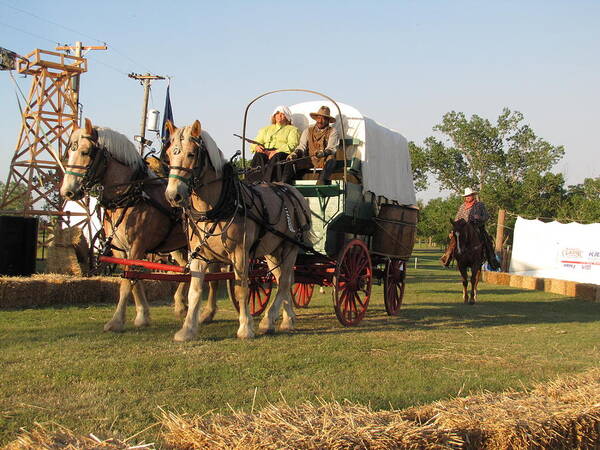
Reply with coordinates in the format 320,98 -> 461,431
161,84 -> 174,150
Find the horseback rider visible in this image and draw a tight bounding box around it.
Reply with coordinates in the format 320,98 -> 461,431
440,188 -> 501,270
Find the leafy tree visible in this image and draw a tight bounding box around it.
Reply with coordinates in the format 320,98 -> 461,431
417,196 -> 462,246
558,177 -> 600,223
408,141 -> 428,192
417,108 -> 564,202
0,181 -> 29,211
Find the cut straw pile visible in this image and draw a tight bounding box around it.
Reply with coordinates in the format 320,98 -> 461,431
161,368 -> 600,449
6,369 -> 600,449
4,422 -> 137,449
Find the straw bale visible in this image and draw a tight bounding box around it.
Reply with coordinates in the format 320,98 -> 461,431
564,281 -> 578,297
4,422 -> 139,449
161,369 -> 600,449
521,276 -> 543,290
575,284 -> 597,301
508,274 -> 522,288
0,275 -> 176,309
160,400 -> 462,449
495,272 -> 510,286
547,279 -> 567,295
482,271 -> 496,284
46,226 -> 90,276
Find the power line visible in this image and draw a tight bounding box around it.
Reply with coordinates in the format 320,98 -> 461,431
0,20 -> 59,46
1,1 -> 105,44
1,2 -> 155,73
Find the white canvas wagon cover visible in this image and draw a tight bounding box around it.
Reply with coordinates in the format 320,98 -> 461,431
289,101 -> 416,205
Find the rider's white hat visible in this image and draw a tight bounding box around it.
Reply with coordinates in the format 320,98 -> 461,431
462,187 -> 478,196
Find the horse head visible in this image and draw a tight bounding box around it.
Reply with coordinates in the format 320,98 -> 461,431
60,118 -> 102,201
451,218 -> 470,256
164,120 -> 224,207
164,120 -> 203,207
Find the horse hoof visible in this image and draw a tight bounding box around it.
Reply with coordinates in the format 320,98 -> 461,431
133,317 -> 151,328
104,321 -> 125,332
174,328 -> 196,342
237,328 -> 255,339
279,318 -> 296,332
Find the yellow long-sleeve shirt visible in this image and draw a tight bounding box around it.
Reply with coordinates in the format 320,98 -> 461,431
251,124 -> 300,154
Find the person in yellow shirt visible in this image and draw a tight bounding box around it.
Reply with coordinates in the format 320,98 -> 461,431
248,105 -> 300,183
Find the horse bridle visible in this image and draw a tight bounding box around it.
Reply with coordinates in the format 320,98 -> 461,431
167,133 -> 208,190
64,134 -> 108,193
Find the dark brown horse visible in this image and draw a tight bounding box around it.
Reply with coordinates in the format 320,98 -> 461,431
451,219 -> 485,304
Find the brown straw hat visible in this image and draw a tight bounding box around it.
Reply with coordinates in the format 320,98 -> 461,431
309,106 -> 336,123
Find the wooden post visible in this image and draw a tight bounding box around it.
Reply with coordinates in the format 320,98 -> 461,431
128,73 -> 165,155
495,209 -> 506,253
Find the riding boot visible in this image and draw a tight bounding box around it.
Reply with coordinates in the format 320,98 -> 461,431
480,227 -> 501,270
439,233 -> 456,267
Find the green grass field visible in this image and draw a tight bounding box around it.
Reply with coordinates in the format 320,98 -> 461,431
1,248 -> 599,445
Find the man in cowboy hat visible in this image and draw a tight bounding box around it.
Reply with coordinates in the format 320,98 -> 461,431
440,187 -> 500,269
284,105 -> 339,185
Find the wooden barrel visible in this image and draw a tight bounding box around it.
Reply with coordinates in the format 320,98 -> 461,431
371,204 -> 418,259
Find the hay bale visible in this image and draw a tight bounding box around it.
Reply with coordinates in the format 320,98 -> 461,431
575,283 -> 598,302
549,279 -> 567,296
0,274 -> 179,309
46,226 -> 89,275
495,272 -> 510,286
160,400 -> 462,449
5,422 -> 133,449
8,369 -> 600,449
521,276 -> 543,291
159,368 -> 600,449
508,274 -> 522,288
482,271 -> 497,284
564,281 -> 578,297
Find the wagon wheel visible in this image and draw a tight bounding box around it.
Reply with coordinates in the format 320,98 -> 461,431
333,239 -> 372,326
228,257 -> 274,316
384,258 -> 406,316
292,282 -> 315,308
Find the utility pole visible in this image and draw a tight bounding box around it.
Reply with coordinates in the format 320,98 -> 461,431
55,42 -> 108,125
128,73 -> 165,155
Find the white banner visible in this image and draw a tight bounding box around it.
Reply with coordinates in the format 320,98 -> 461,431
509,217 -> 600,285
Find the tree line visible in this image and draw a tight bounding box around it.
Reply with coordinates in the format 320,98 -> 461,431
409,108 -> 600,246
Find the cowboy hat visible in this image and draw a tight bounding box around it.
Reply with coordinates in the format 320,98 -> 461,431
462,187 -> 478,196
309,106 -> 336,123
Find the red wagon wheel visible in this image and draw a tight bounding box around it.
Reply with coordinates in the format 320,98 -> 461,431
228,258 -> 274,316
333,239 -> 372,326
384,258 -> 406,316
292,282 -> 315,308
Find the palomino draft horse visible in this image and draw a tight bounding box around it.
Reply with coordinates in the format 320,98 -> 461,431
451,219 -> 485,304
164,120 -> 311,341
60,118 -> 202,331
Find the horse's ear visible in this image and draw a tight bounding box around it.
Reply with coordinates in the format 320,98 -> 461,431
165,120 -> 175,137
191,120 -> 202,138
84,118 -> 93,135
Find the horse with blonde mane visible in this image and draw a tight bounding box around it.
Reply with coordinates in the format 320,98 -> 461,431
164,120 -> 312,341
60,118 -> 218,331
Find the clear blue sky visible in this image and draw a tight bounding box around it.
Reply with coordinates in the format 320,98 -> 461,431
1,0 -> 599,201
